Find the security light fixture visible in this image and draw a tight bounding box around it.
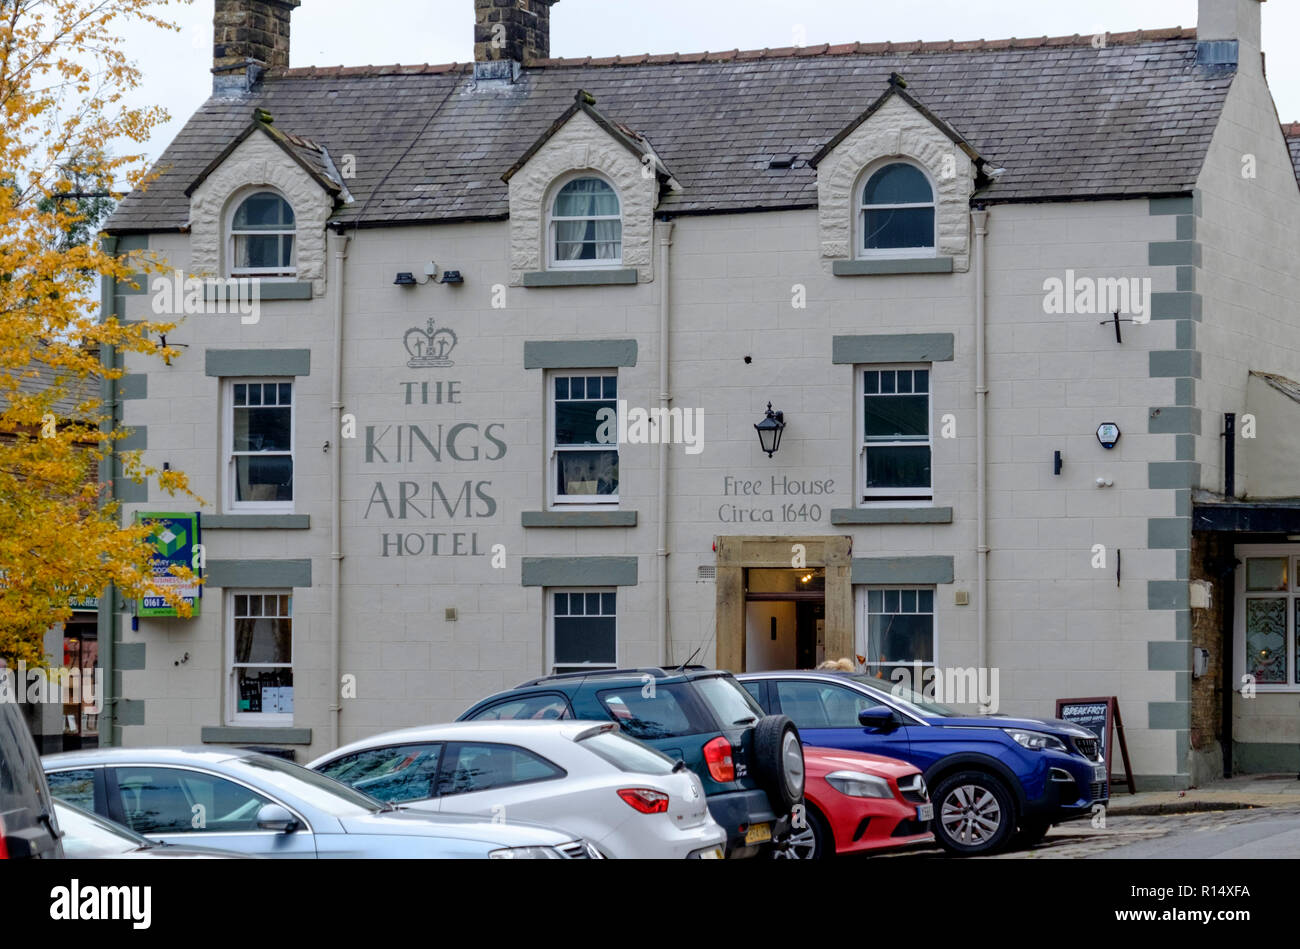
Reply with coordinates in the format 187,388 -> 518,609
755,402 -> 786,457
394,272 -> 417,286
440,270 -> 464,285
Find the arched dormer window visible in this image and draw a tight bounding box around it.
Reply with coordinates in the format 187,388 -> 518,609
229,189 -> 296,277
549,176 -> 622,268
858,162 -> 936,258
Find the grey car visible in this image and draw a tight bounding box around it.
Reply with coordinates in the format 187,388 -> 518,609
43,747 -> 601,859
0,702 -> 62,858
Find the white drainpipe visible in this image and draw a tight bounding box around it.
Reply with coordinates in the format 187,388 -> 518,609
656,219 -> 674,666
329,229 -> 351,750
971,208 -> 990,674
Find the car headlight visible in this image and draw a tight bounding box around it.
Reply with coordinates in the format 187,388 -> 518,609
825,770 -> 893,799
1004,729 -> 1067,752
488,846 -> 565,859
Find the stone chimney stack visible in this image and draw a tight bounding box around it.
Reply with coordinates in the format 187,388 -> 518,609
213,0 -> 301,96
474,0 -> 558,80
1197,0 -> 1265,68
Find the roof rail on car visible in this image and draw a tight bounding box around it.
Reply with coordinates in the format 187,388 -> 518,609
513,667 -> 672,688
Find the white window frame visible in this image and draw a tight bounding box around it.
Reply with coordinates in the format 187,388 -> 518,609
855,585 -> 938,680
548,588 -> 618,675
223,377 -> 295,514
858,364 -> 933,504
546,172 -> 624,271
548,369 -> 619,509
225,590 -> 294,726
1233,544 -> 1300,693
855,159 -> 938,261
226,187 -> 297,279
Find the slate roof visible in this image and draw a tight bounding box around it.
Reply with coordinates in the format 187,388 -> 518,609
1283,122 -> 1300,184
185,115 -> 346,198
15,353 -> 102,421
107,28 -> 1235,233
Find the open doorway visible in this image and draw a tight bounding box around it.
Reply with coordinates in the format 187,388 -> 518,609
744,568 -> 825,672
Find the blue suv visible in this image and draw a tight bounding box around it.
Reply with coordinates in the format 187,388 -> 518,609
737,670 -> 1109,855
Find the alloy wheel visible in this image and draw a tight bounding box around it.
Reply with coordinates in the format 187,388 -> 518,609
940,783 -> 1003,845
771,821 -> 818,859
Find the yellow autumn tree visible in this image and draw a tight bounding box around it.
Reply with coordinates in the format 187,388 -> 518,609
0,0 -> 198,664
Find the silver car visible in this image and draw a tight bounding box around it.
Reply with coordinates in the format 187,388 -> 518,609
43,747 -> 601,859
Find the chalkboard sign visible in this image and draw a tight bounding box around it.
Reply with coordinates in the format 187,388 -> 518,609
1055,696 -> 1135,795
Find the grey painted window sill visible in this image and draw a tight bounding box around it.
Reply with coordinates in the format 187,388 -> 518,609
832,257 -> 954,276
203,515 -> 311,530
523,269 -> 638,287
831,507 -> 953,525
201,726 -> 312,744
204,279 -> 313,301
523,511 -> 637,527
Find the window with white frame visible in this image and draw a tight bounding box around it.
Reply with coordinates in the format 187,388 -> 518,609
551,372 -> 618,506
1235,547 -> 1300,690
856,586 -> 936,684
229,189 -> 296,277
225,379 -> 294,511
549,176 -> 622,268
228,591 -> 293,723
857,161 -> 936,258
550,589 -> 617,674
860,366 -> 931,502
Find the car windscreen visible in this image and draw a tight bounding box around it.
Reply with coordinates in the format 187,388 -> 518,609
577,730 -> 676,775
595,683 -> 714,740
231,754 -> 383,816
846,674 -> 958,718
692,676 -> 764,727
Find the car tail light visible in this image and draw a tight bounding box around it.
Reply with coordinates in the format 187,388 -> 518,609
702,736 -> 735,783
617,788 -> 669,814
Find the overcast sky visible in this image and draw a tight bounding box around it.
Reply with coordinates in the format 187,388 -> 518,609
119,0 -> 1300,165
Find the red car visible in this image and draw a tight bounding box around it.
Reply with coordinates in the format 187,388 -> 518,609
774,746 -> 934,859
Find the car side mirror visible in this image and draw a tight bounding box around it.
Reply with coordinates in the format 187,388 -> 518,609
256,803 -> 300,834
858,707 -> 897,731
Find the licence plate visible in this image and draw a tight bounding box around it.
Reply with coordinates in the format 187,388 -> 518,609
698,847 -> 724,860
744,823 -> 771,845
916,803 -> 934,822
1093,764 -> 1107,782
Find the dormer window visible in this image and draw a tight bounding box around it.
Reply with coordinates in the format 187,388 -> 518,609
858,162 -> 936,258
229,190 -> 296,277
550,176 -> 622,268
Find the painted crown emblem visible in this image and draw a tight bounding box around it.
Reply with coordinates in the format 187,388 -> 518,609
404,317 -> 458,368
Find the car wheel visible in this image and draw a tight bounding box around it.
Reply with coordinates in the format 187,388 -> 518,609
752,715 -> 804,812
932,770 -> 1016,856
1012,819 -> 1052,849
769,805 -> 832,859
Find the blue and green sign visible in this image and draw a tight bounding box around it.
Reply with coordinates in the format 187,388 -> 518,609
135,512 -> 202,617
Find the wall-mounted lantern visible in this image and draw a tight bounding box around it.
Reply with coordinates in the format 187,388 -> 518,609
755,403 -> 786,457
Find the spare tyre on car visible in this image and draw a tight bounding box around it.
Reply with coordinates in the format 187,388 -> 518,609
751,714 -> 805,812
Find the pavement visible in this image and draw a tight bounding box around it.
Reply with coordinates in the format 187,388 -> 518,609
1104,773 -> 1300,817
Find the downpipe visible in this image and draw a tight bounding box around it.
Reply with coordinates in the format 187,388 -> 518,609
329,229 -> 351,750
972,208 -> 990,674
656,219 -> 674,666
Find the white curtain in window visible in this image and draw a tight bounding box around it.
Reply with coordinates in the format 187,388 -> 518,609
554,178 -> 621,261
